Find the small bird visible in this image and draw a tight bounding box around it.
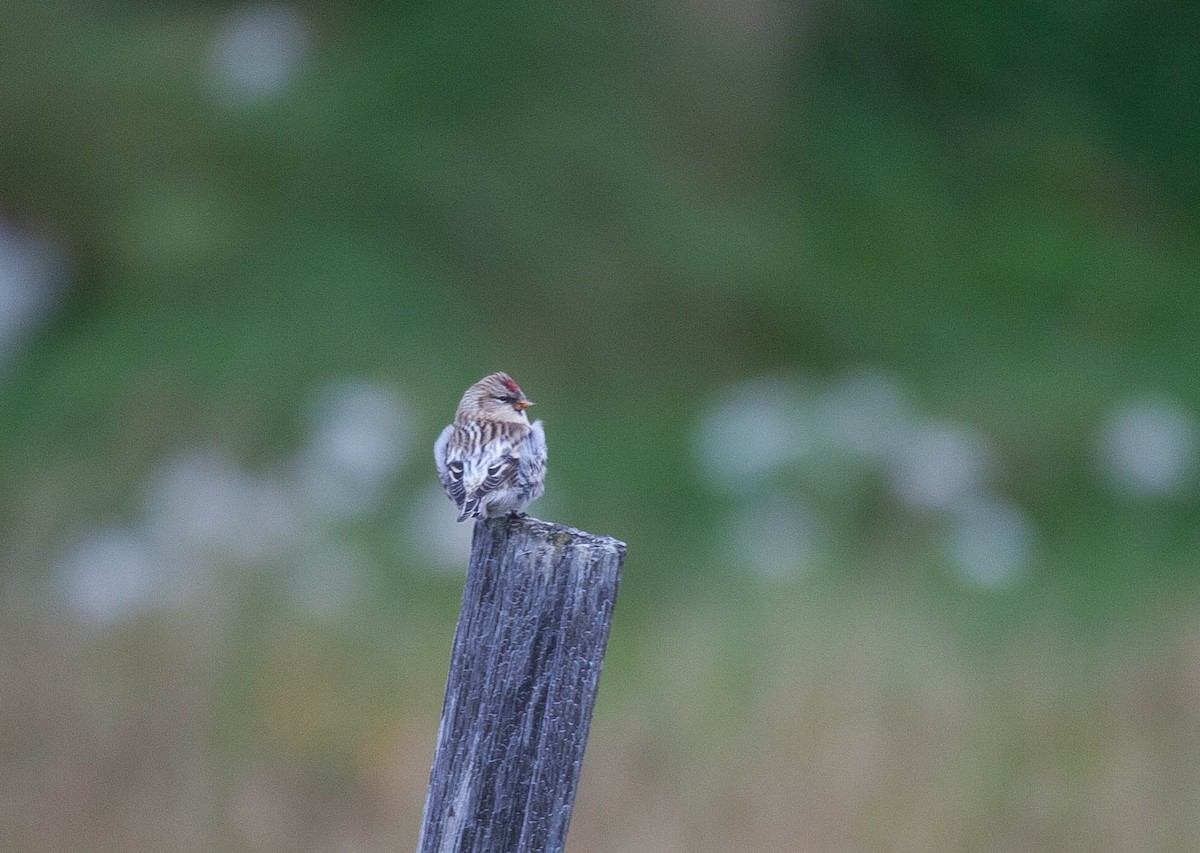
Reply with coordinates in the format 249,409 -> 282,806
434,372 -> 547,522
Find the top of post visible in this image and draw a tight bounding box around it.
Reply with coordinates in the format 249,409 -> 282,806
479,514 -> 627,561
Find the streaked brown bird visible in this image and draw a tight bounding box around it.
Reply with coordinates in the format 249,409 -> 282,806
434,372 -> 547,522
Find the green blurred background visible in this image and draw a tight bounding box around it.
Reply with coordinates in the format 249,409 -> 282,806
2,1 -> 1199,850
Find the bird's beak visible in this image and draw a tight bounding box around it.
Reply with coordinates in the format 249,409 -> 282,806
514,399 -> 534,410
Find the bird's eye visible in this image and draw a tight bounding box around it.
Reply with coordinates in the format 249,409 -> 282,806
494,394 -> 516,404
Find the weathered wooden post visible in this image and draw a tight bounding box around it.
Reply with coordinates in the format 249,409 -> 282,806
416,514 -> 626,853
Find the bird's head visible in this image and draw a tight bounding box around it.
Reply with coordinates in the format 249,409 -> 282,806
457,372 -> 535,423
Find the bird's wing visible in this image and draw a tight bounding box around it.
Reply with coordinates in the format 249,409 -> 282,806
458,441 -> 519,520
456,458 -> 513,523
452,421 -> 537,520
434,424 -> 467,509
475,455 -> 519,496
515,420 -> 547,502
434,424 -> 453,474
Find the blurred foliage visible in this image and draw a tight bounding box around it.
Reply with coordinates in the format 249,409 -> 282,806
1,1 -> 1199,850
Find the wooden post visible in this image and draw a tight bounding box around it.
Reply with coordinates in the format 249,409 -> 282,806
416,515 -> 626,853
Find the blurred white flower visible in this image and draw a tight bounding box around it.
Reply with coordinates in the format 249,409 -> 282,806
722,493 -> 826,581
58,529 -> 155,625
891,423 -> 992,511
694,373 -> 816,494
0,218 -> 65,369
945,496 -> 1036,588
822,368 -> 911,460
1096,398 -> 1198,499
298,380 -> 410,518
145,450 -> 298,570
400,482 -> 475,573
209,4 -> 309,106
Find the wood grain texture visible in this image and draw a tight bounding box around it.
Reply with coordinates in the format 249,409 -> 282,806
416,515 -> 626,853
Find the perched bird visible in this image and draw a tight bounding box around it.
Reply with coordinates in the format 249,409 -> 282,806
434,372 -> 547,522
